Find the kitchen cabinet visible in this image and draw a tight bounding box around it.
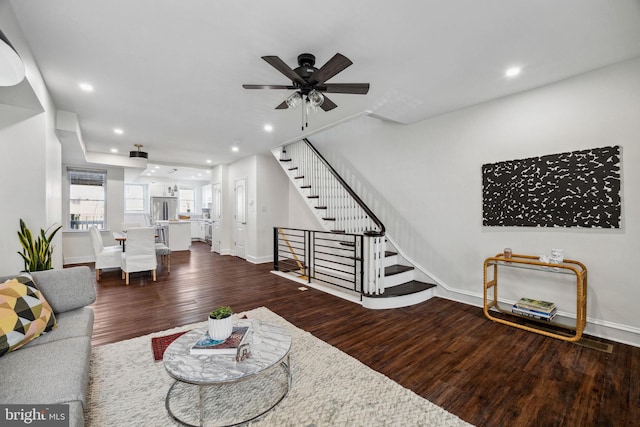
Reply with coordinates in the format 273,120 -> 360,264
149,183 -> 167,197
202,184 -> 212,208
190,221 -> 199,240
190,220 -> 207,241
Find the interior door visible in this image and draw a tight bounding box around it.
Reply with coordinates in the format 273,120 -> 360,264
234,178 -> 246,259
212,183 -> 222,253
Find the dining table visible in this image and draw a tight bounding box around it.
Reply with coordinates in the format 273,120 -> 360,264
112,231 -> 128,251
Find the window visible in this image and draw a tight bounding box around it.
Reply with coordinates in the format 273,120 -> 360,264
68,168 -> 106,230
125,184 -> 147,212
179,188 -> 196,213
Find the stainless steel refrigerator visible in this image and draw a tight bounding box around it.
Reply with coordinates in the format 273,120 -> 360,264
151,197 -> 178,221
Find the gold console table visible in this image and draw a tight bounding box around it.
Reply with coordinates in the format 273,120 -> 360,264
483,253 -> 587,342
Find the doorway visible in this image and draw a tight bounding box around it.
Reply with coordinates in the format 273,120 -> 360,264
234,178 -> 247,259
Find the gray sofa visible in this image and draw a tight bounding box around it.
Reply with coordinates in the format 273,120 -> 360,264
0,266 -> 95,427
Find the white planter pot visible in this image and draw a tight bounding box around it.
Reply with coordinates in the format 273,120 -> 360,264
208,316 -> 233,341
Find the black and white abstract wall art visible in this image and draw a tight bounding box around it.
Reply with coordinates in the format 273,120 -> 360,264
482,146 -> 621,228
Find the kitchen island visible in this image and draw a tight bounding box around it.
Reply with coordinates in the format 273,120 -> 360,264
157,221 -> 191,251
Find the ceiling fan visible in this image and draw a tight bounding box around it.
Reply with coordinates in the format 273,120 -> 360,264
243,53 -> 369,127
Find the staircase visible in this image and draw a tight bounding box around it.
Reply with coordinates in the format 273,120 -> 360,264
273,139 -> 436,309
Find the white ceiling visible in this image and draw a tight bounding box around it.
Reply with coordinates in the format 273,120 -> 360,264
7,0 -> 640,170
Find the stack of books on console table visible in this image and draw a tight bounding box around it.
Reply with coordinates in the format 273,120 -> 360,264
512,297 -> 557,321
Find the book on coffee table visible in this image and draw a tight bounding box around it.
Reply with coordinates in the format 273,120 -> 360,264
190,326 -> 250,355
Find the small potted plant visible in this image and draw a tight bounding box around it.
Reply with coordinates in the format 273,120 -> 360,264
208,306 -> 233,341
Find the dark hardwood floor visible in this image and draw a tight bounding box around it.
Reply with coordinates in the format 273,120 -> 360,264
78,242 -> 639,427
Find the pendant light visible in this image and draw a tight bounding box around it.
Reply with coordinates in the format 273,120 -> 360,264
129,144 -> 148,159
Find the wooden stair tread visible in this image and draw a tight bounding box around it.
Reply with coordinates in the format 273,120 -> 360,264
365,281 -> 436,298
279,159 -> 292,162
301,185 -> 311,189
385,264 -> 414,276
385,251 -> 398,257
322,218 -> 336,221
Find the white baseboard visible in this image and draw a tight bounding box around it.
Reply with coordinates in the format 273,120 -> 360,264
246,255 -> 273,265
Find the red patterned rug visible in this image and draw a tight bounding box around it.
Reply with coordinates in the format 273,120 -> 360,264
151,315 -> 248,361
151,330 -> 190,361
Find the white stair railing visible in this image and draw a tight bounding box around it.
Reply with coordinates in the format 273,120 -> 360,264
282,139 -> 383,235
274,139 -> 386,294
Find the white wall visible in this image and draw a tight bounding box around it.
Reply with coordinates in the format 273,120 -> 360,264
309,57 -> 640,345
255,153 -> 290,262
0,1 -> 62,275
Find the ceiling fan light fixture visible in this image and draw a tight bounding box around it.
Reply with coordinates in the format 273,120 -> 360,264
0,28 -> 26,87
306,103 -> 321,115
285,92 -> 302,109
307,89 -> 324,107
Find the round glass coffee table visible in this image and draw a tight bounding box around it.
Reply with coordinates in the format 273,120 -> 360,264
163,319 -> 292,427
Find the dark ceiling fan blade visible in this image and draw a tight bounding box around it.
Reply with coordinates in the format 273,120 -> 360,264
262,56 -> 307,86
308,53 -> 352,85
320,95 -> 338,111
242,84 -> 295,90
275,100 -> 289,110
320,83 -> 370,94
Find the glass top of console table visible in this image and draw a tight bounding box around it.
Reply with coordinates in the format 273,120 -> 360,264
487,259 -> 579,276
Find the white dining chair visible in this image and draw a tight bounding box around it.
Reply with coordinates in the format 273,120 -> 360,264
121,227 -> 157,285
155,242 -> 171,273
89,226 -> 122,280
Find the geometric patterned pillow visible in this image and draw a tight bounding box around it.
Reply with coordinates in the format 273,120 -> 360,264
0,273 -> 57,358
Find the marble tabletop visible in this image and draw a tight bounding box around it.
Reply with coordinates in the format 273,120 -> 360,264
163,319 -> 292,385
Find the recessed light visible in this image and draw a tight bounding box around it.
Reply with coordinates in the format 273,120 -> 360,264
78,82 -> 94,92
505,67 -> 522,78
110,148 -> 118,153
206,170 -> 211,174
206,159 -> 212,164
154,165 -> 160,169
113,128 -> 124,135
264,124 -> 273,132
231,145 -> 240,152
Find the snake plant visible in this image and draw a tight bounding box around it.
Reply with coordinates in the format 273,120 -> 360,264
17,218 -> 62,271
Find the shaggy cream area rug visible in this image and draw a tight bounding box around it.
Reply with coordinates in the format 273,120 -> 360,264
85,307 -> 472,426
